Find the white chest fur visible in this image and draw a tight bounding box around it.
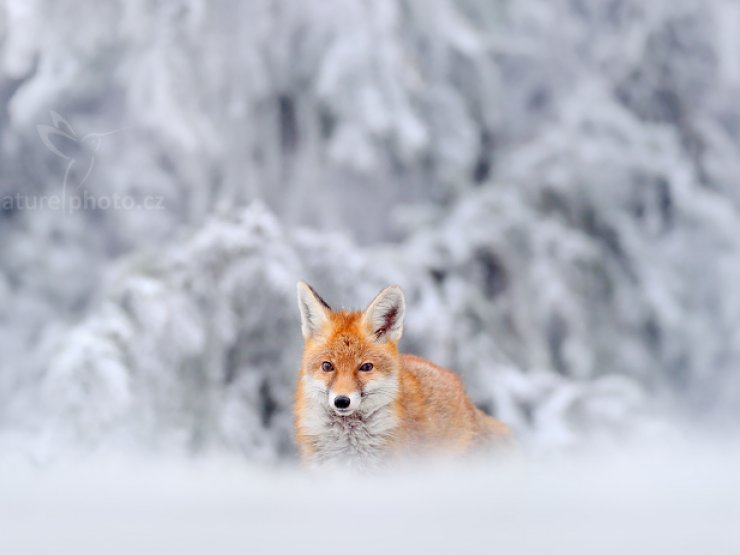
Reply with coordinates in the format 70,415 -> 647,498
300,376 -> 399,464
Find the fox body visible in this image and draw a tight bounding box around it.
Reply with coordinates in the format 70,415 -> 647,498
294,282 -> 510,465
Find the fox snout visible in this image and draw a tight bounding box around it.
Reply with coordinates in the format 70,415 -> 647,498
328,390 -> 361,415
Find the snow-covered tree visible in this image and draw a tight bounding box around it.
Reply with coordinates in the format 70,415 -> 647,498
2,0 -> 740,458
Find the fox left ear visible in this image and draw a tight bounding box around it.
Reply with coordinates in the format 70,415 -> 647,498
297,281 -> 332,340
362,285 -> 405,343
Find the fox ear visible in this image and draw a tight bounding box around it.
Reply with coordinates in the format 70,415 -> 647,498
297,281 -> 332,340
362,285 -> 405,343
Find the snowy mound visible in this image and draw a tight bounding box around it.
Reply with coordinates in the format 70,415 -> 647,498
29,200 -> 657,459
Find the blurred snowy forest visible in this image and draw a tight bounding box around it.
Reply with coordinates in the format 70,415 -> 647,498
1,0 -> 740,461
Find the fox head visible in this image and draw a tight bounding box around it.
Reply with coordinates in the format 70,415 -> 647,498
296,281 -> 405,417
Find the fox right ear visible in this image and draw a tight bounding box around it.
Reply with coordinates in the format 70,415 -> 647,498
296,281 -> 332,340
362,285 -> 405,343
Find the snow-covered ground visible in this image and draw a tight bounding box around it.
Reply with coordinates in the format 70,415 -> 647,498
2,438 -> 739,555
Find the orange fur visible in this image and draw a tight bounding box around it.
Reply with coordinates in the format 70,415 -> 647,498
294,283 -> 511,464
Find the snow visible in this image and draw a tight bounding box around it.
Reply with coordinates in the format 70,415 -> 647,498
1,439 -> 739,555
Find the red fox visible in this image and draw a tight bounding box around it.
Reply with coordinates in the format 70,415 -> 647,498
294,282 -> 511,465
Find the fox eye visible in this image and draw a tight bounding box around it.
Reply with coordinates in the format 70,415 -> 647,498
321,361 -> 334,372
359,362 -> 373,372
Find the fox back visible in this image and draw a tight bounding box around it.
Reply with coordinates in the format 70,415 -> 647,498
293,282 -> 510,466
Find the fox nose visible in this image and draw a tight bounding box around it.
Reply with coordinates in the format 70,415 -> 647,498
334,396 -> 351,410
